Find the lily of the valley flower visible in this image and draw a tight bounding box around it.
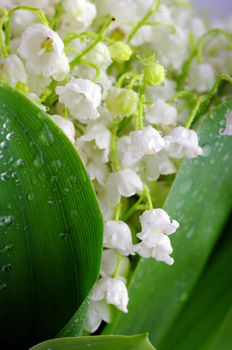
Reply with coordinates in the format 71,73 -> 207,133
104,220 -> 134,256
0,54 -> 27,87
134,234 -> 174,265
56,78 -> 102,121
145,99 -> 177,128
164,126 -> 203,159
61,0 -> 97,34
50,115 -> 75,144
134,209 -> 179,265
106,169 -> 143,205
91,277 -> 129,313
18,24 -> 69,80
84,300 -> 112,333
118,126 -> 165,168
100,250 -> 130,278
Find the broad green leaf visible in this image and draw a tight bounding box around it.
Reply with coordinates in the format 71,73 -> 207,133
160,216 -> 232,350
104,100 -> 232,347
29,334 -> 155,350
0,83 -> 103,349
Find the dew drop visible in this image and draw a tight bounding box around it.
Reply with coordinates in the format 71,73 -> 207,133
33,154 -> 44,167
0,282 -> 6,291
6,132 -> 14,140
0,172 -> 8,181
53,160 -> 62,170
0,141 -> 7,149
179,179 -> 192,194
202,145 -> 211,157
0,215 -> 14,227
28,193 -> 35,201
16,159 -> 25,168
0,244 -> 13,254
223,153 -> 229,162
1,263 -> 12,272
59,230 -> 71,240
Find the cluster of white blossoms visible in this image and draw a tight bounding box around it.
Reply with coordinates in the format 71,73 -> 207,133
1,0 -> 232,334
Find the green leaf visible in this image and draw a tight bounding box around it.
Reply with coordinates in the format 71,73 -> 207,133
0,83 -> 103,349
160,216 -> 232,350
29,334 -> 155,350
104,100 -> 232,347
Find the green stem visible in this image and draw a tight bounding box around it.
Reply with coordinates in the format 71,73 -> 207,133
185,95 -> 206,129
50,1 -> 63,30
122,193 -> 146,221
204,74 -> 232,106
177,29 -> 232,89
78,59 -> 101,82
116,72 -> 137,88
64,31 -> 97,45
110,126 -> 120,172
70,18 -> 114,70
168,90 -> 197,105
144,185 -> 153,210
114,202 -> 121,221
198,74 -> 232,118
113,253 -> 122,278
127,0 -> 160,43
136,94 -> 145,129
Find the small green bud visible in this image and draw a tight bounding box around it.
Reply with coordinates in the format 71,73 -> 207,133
109,41 -> 132,62
106,88 -> 138,116
144,62 -> 166,86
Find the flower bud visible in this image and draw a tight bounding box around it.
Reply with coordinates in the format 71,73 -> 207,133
106,87 -> 138,116
144,62 -> 165,86
109,41 -> 132,62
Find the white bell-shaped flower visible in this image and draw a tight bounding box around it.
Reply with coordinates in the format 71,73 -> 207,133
137,209 -> 179,246
164,126 -> 203,159
61,0 -> 96,34
11,10 -> 36,38
0,54 -> 27,87
118,126 -> 165,168
150,26 -> 188,72
82,123 -> 111,159
85,42 -> 112,69
141,151 -> 176,181
100,250 -> 130,278
147,79 -> 176,102
92,277 -> 129,313
84,300 -> 111,333
18,24 -> 69,80
56,78 -> 101,122
104,221 -> 133,256
106,169 -> 143,205
134,235 -> 174,265
145,99 -> 177,128
187,63 -> 215,93
130,126 -> 165,157
50,114 -> 75,144
76,126 -> 110,185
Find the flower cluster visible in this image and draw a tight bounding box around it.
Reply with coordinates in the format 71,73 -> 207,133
1,0 -> 232,334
